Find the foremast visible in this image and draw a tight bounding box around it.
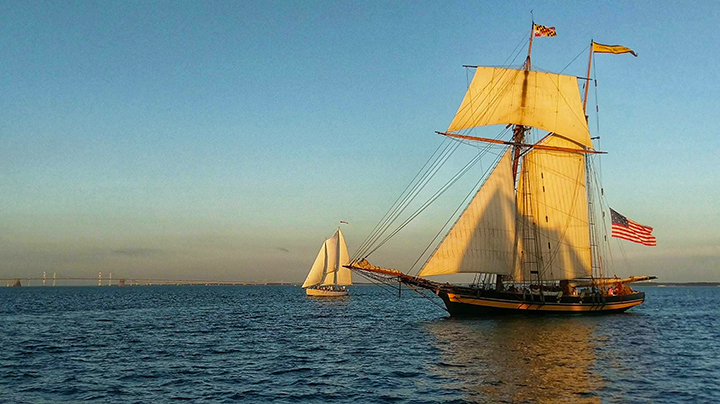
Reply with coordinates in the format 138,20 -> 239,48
513,21 -> 540,286
510,19 -> 536,181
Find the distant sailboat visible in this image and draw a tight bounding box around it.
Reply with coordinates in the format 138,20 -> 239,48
303,228 -> 353,297
349,23 -> 656,315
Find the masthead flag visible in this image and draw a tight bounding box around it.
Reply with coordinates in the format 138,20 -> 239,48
533,24 -> 557,37
610,208 -> 656,246
593,42 -> 637,57
340,221 -> 349,225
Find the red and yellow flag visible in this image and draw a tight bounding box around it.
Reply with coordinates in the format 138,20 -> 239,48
592,42 -> 637,57
533,24 -> 556,37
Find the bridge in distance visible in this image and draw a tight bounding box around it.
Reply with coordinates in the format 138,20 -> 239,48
1,275 -> 272,287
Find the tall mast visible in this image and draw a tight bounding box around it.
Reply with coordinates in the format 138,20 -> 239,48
583,40 -> 638,285
582,41 -> 604,283
515,20 -> 543,286
323,239 -> 330,287
334,229 -> 340,287
582,41 -> 594,114
511,20 -> 536,179
524,20 -> 534,71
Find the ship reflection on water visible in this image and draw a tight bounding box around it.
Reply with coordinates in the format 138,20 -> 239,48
425,317 -> 603,403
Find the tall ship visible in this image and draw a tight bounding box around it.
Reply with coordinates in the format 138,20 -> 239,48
303,227 -> 353,297
349,23 -> 656,315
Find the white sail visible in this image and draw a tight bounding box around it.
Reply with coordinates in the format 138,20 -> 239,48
335,229 -> 353,286
320,231 -> 339,286
419,149 -> 517,277
447,67 -> 592,149
303,241 -> 328,288
305,228 -> 352,288
514,136 -> 592,282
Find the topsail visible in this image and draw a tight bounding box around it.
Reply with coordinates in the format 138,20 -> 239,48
447,67 -> 593,149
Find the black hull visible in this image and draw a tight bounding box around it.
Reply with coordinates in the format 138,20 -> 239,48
437,288 -> 645,316
346,262 -> 648,317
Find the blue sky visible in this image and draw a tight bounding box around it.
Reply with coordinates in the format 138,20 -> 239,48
1,0 -> 718,283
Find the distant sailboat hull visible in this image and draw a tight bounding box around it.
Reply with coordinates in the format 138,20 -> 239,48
438,289 -> 644,316
305,288 -> 349,297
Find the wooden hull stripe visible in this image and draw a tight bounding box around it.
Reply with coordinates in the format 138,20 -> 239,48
446,293 -> 644,312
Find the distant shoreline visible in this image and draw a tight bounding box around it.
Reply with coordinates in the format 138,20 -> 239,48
639,282 -> 720,287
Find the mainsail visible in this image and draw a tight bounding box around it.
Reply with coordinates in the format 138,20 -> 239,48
303,229 -> 352,288
515,135 -> 591,282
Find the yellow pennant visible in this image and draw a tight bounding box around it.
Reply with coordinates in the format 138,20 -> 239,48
593,42 -> 637,57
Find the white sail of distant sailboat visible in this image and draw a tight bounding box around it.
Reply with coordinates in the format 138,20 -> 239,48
303,228 -> 352,297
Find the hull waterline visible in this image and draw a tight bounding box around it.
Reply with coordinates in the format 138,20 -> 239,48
438,289 -> 645,316
305,288 -> 348,297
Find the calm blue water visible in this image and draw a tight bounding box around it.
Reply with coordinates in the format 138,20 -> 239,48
1,285 -> 718,403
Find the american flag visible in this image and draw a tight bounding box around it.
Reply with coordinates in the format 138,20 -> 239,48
610,208 -> 656,246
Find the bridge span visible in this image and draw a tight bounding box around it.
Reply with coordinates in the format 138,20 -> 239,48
1,274 -> 264,287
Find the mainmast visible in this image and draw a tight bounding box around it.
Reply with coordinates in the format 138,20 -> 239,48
582,42 -> 594,114
583,41 -> 604,284
582,40 -> 640,284
582,40 -> 639,285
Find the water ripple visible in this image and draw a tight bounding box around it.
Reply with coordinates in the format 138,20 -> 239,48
0,285 -> 717,403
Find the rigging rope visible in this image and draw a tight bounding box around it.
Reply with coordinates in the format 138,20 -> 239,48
363,141 -> 488,258
352,139 -> 449,260
350,269 -> 402,295
405,283 -> 450,313
349,269 -> 449,314
559,44 -> 591,75
354,121 -> 513,266
352,137 -> 461,260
